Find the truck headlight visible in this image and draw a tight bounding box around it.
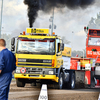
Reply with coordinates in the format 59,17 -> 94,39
16,67 -> 21,73
49,71 -> 54,75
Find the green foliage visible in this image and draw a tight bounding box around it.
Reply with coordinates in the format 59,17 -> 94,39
62,36 -> 70,44
72,50 -> 86,57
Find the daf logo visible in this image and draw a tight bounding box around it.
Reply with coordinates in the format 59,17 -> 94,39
43,60 -> 51,63
18,59 -> 26,62
36,68 -> 38,70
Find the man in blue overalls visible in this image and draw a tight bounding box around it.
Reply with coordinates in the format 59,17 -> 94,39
0,39 -> 16,100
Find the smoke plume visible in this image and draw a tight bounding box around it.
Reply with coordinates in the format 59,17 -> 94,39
24,0 -> 95,28
24,0 -> 40,27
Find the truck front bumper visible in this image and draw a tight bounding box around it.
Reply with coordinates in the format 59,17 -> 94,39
14,74 -> 58,82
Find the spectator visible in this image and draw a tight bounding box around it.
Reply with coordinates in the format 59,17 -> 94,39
0,39 -> 16,100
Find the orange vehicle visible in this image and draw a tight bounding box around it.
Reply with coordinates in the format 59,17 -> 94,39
86,28 -> 100,79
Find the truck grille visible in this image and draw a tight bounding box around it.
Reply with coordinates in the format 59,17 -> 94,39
18,59 -> 52,67
26,68 -> 42,74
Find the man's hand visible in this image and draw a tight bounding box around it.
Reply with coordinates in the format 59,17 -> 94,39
0,70 -> 2,73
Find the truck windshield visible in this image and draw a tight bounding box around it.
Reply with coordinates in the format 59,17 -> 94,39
17,38 -> 55,55
88,37 -> 100,46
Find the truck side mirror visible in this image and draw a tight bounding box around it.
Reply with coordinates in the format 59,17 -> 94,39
11,38 -> 15,45
62,43 -> 64,51
11,45 -> 15,51
11,38 -> 15,51
60,43 -> 64,51
57,43 -> 60,53
57,43 -> 64,53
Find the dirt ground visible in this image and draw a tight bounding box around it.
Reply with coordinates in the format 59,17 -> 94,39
9,81 -> 100,100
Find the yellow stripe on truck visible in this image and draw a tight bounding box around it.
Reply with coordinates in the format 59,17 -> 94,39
14,74 -> 58,82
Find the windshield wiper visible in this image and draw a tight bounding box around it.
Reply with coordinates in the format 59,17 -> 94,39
17,50 -> 54,55
17,50 -> 31,54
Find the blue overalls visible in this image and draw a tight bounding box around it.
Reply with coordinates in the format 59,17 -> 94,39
0,48 -> 16,100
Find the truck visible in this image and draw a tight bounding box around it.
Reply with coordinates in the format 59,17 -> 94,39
11,28 -> 96,89
85,28 -> 100,80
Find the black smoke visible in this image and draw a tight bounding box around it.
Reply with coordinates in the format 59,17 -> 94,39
24,0 -> 95,28
24,0 -> 40,27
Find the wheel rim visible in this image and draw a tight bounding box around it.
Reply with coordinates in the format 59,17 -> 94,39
71,75 -> 75,88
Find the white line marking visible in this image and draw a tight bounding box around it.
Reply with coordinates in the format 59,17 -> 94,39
38,84 -> 48,100
98,93 -> 100,100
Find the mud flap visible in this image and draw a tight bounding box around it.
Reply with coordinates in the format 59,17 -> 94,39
63,71 -> 69,82
75,71 -> 85,88
90,71 -> 96,88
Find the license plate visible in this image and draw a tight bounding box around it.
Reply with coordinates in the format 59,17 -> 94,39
29,75 -> 39,77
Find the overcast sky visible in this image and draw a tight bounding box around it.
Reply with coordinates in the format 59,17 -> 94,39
1,0 -> 100,51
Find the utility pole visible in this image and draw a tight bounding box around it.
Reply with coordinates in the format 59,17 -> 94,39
51,7 -> 54,35
0,0 -> 3,38
49,7 -> 56,35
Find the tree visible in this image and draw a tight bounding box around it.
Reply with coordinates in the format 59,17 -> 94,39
72,50 -> 83,57
88,12 -> 100,29
62,36 -> 70,44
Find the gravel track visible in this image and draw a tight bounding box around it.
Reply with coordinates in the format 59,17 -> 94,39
8,81 -> 100,100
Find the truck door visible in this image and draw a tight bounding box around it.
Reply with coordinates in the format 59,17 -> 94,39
56,39 -> 63,68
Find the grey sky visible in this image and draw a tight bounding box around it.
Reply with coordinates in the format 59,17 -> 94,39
1,0 -> 100,50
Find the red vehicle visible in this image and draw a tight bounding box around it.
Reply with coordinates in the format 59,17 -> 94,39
86,28 -> 100,79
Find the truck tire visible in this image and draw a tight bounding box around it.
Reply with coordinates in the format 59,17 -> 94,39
54,72 -> 63,89
68,72 -> 75,89
16,79 -> 25,87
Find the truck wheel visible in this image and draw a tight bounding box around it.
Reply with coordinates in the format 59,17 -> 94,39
68,72 -> 75,89
16,79 -> 25,87
54,72 -> 63,89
